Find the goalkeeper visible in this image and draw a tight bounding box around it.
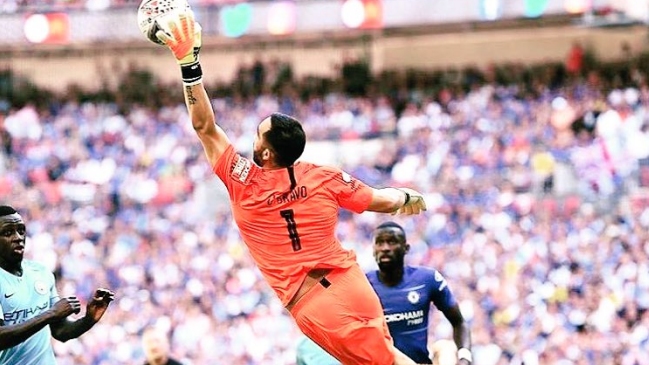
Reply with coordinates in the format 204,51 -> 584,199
156,11 -> 428,365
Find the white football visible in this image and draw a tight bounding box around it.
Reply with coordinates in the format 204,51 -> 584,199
137,0 -> 190,45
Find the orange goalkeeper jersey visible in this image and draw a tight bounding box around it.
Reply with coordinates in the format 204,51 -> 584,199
213,144 -> 373,306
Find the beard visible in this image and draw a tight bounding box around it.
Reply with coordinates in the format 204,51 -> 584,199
377,261 -> 397,271
377,256 -> 405,272
252,148 -> 263,166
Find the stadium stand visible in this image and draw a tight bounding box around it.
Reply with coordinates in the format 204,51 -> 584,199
1,49 -> 649,364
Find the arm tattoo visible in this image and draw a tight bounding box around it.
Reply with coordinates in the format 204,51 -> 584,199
185,86 -> 197,105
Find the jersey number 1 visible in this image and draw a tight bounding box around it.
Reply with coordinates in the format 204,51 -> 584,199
280,209 -> 302,251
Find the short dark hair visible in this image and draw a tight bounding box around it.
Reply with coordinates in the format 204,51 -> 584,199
0,205 -> 17,217
265,113 -> 306,167
376,221 -> 407,241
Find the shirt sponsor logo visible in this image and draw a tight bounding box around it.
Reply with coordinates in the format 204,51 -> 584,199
3,301 -> 49,325
385,310 -> 425,325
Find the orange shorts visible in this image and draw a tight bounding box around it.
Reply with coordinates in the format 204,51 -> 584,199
289,264 -> 395,365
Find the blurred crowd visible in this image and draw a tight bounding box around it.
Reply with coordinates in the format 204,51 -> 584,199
1,50 -> 649,365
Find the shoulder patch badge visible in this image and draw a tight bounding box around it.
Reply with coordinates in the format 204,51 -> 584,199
232,156 -> 253,183
434,270 -> 448,291
341,171 -> 352,183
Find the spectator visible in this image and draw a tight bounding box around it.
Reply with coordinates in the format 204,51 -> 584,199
141,326 -> 184,365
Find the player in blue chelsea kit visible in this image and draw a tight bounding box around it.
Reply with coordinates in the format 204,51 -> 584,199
295,221 -> 472,365
0,205 -> 115,365
366,222 -> 472,365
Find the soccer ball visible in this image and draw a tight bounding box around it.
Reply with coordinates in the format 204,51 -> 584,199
137,0 -> 190,45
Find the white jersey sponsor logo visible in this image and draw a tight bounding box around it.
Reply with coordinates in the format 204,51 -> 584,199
385,310 -> 425,325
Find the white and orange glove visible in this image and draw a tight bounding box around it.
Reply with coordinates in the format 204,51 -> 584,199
156,11 -> 203,85
393,188 -> 427,215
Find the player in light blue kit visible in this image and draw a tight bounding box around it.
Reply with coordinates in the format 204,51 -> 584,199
367,222 -> 472,365
0,205 -> 115,365
296,335 -> 341,365
295,221 -> 472,365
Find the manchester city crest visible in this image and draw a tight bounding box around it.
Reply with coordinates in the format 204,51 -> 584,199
34,281 -> 48,295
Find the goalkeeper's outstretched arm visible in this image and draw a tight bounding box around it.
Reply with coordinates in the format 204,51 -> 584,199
367,187 -> 427,216
183,84 -> 229,168
157,11 -> 231,168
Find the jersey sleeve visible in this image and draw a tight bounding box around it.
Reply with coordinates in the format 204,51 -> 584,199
324,167 -> 373,213
49,271 -> 60,307
212,144 -> 258,201
212,144 -> 238,189
429,269 -> 457,312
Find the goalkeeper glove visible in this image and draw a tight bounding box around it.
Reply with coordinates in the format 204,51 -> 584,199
156,11 -> 203,86
393,188 -> 427,216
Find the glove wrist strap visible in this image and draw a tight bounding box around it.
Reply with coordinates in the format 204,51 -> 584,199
181,61 -> 203,86
400,189 -> 411,206
458,348 -> 472,363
